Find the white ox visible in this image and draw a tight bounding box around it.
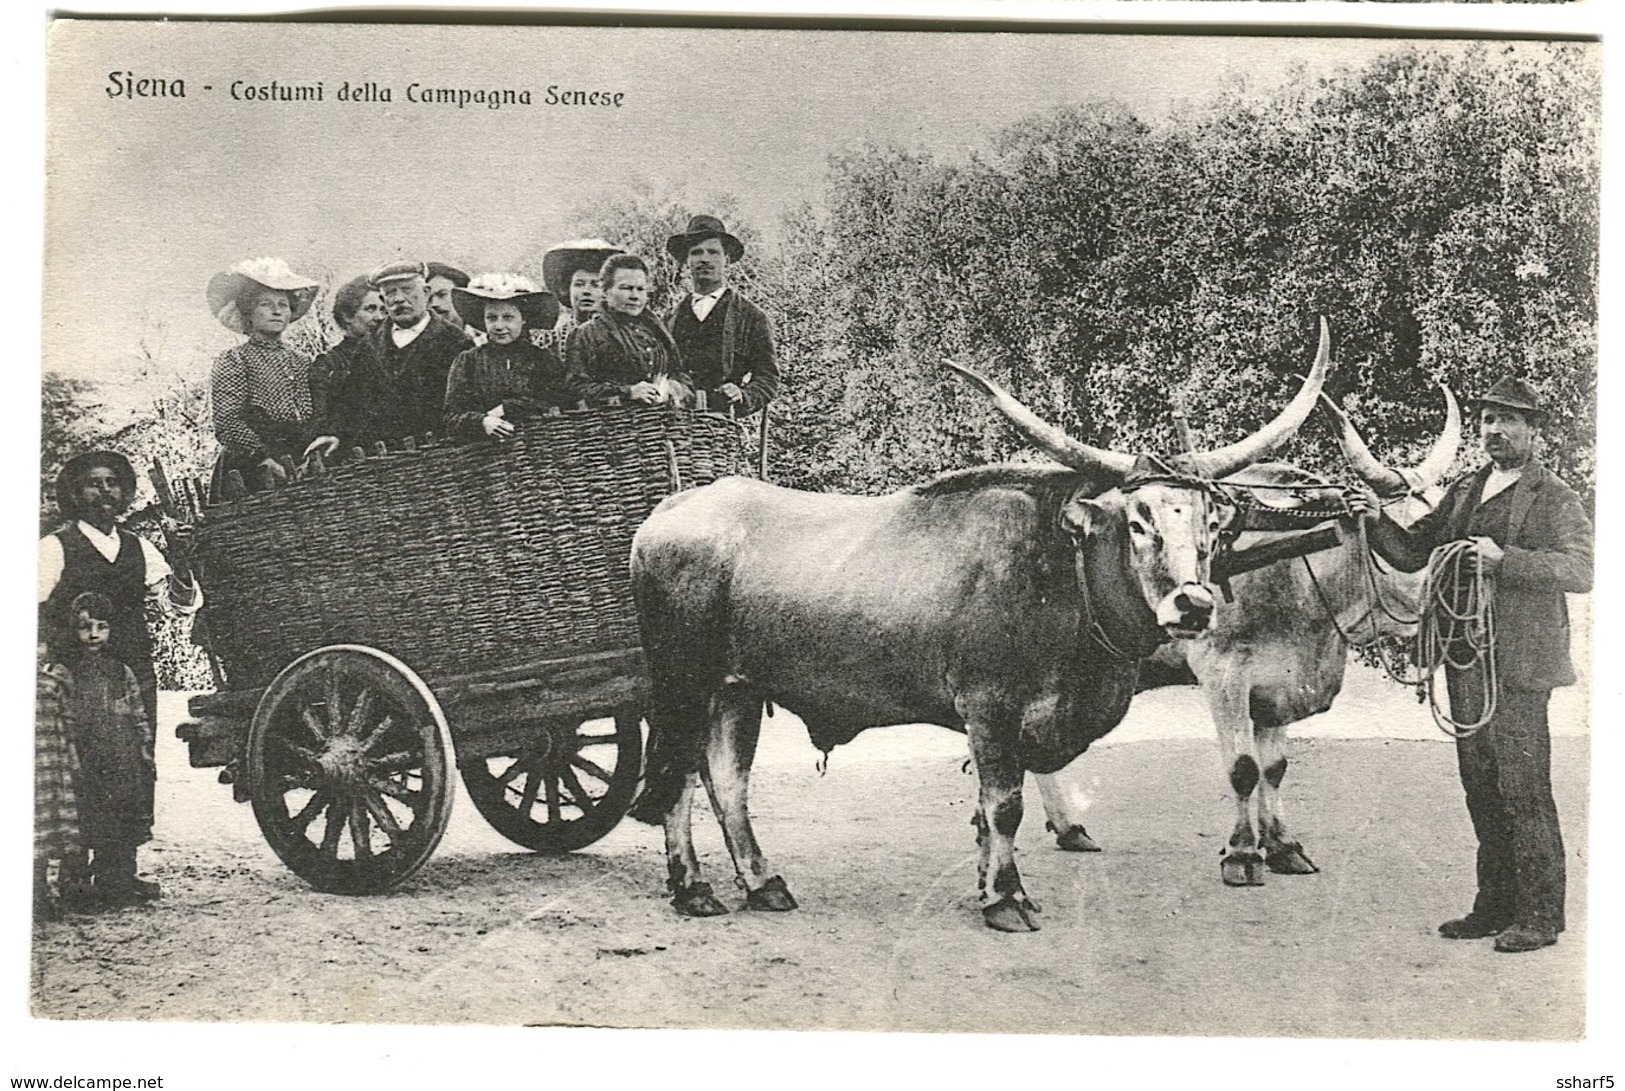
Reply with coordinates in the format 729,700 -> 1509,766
1033,386 -> 1461,884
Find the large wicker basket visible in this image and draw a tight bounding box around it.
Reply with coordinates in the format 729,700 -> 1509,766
195,406 -> 748,689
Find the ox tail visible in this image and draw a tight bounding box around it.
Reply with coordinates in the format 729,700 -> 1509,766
630,675 -> 711,825
629,553 -> 719,826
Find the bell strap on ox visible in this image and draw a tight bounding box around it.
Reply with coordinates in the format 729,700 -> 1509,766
1073,558 -> 1139,662
1415,538 -> 1498,738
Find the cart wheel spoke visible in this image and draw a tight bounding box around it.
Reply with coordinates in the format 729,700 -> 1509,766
300,707 -> 330,743
270,734 -> 322,769
320,797 -> 348,859
349,803 -> 373,861
358,787 -> 406,839
570,754 -> 613,785
324,663 -> 343,734
368,748 -> 420,774
346,687 -> 376,737
495,750 -> 535,790
365,776 -> 422,808
359,714 -> 397,755
559,764 -> 594,812
291,787 -> 332,831
518,756 -> 544,816
544,770 -> 563,825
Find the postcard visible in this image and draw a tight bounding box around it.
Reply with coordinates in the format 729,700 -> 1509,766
20,13 -> 1613,1089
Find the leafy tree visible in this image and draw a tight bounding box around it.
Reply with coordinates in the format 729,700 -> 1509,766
769,42 -> 1597,503
40,372 -> 108,533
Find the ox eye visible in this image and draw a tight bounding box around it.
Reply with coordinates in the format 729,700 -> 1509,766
1128,519 -> 1149,537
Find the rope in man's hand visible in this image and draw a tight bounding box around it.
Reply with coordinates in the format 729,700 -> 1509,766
1417,538 -> 1499,738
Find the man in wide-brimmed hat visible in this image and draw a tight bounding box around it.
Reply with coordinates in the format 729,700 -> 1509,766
663,215 -> 779,416
38,451 -> 203,907
330,260 -> 474,449
535,239 -> 624,359
205,257 -> 337,492
443,273 -> 569,442
425,261 -> 472,328
1355,376 -> 1591,954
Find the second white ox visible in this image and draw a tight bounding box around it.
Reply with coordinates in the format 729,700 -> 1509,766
1034,384 -> 1462,884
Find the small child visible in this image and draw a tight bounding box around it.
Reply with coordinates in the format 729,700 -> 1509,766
34,641 -> 84,922
63,591 -> 160,908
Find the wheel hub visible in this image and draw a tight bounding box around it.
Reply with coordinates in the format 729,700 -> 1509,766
318,734 -> 369,784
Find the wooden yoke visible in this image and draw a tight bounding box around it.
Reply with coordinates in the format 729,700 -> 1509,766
1212,522 -> 1344,602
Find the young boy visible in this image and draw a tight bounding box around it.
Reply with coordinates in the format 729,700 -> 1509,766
64,591 -> 160,908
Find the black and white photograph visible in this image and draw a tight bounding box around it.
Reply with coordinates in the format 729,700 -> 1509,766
10,6 -> 1616,1088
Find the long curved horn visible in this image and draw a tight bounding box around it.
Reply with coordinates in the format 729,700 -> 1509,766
1323,383 -> 1462,495
1185,316 -> 1331,479
1411,384 -> 1462,488
943,360 -> 1136,476
1319,391 -> 1405,494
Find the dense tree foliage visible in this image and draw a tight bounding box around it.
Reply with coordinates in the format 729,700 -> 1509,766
747,43 -> 1597,500
41,373 -> 107,534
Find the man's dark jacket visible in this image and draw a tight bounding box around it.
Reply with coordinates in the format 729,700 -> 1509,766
665,288 -> 778,415
1368,459 -> 1592,690
339,316 -> 473,448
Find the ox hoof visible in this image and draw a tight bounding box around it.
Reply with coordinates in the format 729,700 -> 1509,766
672,882 -> 730,917
1054,825 -> 1102,853
1221,853 -> 1267,887
745,875 -> 798,912
1266,843 -> 1320,876
983,898 -> 1042,932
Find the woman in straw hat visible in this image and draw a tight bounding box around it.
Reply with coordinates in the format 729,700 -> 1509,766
534,239 -> 625,360
205,257 -> 337,495
443,273 -> 567,442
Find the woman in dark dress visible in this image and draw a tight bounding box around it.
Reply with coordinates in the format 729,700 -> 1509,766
310,274 -> 387,455
442,273 -> 566,442
564,254 -> 693,407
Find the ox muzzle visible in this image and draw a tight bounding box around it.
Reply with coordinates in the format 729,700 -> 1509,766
1156,582 -> 1217,638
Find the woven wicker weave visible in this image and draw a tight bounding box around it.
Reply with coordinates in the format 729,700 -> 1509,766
195,407 -> 748,690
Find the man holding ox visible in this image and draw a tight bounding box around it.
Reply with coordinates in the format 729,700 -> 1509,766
1353,378 -> 1591,954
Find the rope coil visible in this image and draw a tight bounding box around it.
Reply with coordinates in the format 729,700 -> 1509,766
1300,524 -> 1497,738
1416,539 -> 1498,738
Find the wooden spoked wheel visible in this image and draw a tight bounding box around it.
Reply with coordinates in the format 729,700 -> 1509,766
247,646 -> 455,894
459,710 -> 643,854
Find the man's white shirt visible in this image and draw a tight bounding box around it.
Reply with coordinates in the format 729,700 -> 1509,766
391,312 -> 432,348
1480,465 -> 1523,505
690,287 -> 728,323
38,522 -> 202,610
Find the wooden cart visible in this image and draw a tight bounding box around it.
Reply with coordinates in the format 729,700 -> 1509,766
174,405 -> 747,894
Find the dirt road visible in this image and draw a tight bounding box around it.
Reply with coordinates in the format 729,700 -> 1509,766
30,669 -> 1588,1039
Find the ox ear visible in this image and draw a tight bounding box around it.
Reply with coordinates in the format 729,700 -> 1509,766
1060,495 -> 1105,541
1213,493 -> 1239,530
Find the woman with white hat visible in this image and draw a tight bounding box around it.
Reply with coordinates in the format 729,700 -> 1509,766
205,258 -> 337,494
443,273 -> 566,442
